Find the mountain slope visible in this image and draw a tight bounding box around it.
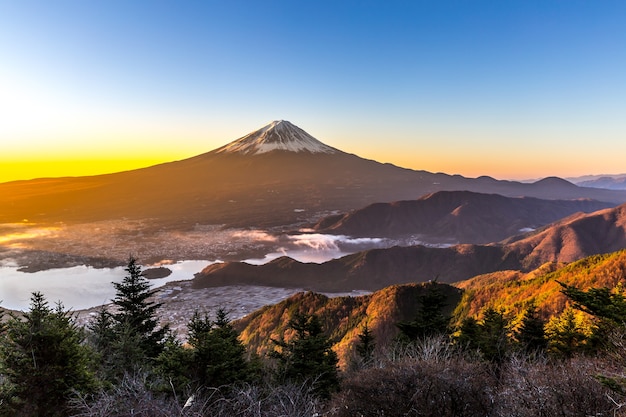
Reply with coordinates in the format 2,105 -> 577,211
193,244 -> 517,291
2,121 -> 626,228
504,203 -> 626,266
193,202 -> 626,291
454,249 -> 626,321
233,250 -> 626,367
314,191 -> 614,243
233,282 -> 462,367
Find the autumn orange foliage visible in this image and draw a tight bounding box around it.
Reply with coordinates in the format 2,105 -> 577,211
453,249 -> 626,325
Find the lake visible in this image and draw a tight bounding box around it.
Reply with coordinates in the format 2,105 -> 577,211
1,233 -> 387,311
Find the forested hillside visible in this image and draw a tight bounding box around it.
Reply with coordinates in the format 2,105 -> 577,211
4,253 -> 626,416
455,249 -> 626,320
234,283 -> 462,367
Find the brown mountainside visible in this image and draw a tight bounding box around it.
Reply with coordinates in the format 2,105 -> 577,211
233,250 -> 626,367
504,203 -> 626,266
233,282 -> 462,367
194,202 -> 626,291
453,249 -> 626,322
314,190 -> 614,243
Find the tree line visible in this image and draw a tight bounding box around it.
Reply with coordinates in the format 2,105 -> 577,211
2,257 -> 626,416
396,281 -> 601,363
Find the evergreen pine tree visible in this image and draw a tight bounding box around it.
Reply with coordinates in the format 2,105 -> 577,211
455,308 -> 511,363
397,283 -> 451,341
559,282 -> 626,394
155,333 -> 193,396
477,307 -> 511,364
355,323 -> 376,366
187,308 -> 253,388
0,292 -> 96,417
515,304 -> 547,354
111,257 -> 168,360
88,257 -> 169,381
455,316 -> 482,352
545,307 -> 589,358
271,312 -> 340,399
89,307 -> 115,354
87,307 -> 119,381
187,310 -> 216,386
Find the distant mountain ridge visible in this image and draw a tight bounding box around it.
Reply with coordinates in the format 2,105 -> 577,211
578,176 -> 626,190
2,120 -> 626,228
193,244 -> 518,291
565,174 -> 626,190
314,190 -> 614,243
193,202 -> 626,291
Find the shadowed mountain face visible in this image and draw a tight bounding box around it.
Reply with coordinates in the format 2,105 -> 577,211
314,191 -> 615,243
2,121 -> 626,228
193,244 -> 518,292
193,202 -> 626,292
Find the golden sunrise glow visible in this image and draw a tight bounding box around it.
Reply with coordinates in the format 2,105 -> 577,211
1,141 -> 614,185
0,157 -> 185,183
1,2 -> 625,184
0,225 -> 60,249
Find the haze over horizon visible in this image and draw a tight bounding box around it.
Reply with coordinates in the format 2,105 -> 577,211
2,1 -> 625,183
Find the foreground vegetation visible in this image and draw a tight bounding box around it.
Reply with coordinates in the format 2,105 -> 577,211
2,255 -> 626,416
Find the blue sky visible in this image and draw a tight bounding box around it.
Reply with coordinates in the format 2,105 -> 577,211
1,1 -> 625,182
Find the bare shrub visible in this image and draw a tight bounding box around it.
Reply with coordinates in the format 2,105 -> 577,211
331,356 -> 496,417
331,335 -> 622,417
493,355 -> 616,417
384,334 -> 457,364
245,381 -> 322,417
70,372 -> 182,417
70,374 -> 322,417
190,381 -> 322,417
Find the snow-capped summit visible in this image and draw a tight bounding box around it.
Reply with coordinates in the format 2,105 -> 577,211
215,120 -> 339,155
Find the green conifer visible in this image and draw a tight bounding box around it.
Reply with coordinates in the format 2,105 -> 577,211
355,323 -> 376,366
271,312 -> 339,399
187,308 -> 253,388
515,304 -> 547,353
397,283 -> 451,341
0,292 -> 96,417
111,257 -> 168,360
545,307 -> 588,358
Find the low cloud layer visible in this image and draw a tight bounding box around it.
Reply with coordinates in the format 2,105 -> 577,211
245,233 -> 388,265
230,230 -> 279,243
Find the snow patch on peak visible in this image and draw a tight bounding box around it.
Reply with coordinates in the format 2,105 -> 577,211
216,120 -> 339,155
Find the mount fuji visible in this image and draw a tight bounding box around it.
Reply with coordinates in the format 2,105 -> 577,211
214,120 -> 339,155
1,120 -> 626,228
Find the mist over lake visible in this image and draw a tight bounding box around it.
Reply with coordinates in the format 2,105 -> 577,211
0,233 -> 388,311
